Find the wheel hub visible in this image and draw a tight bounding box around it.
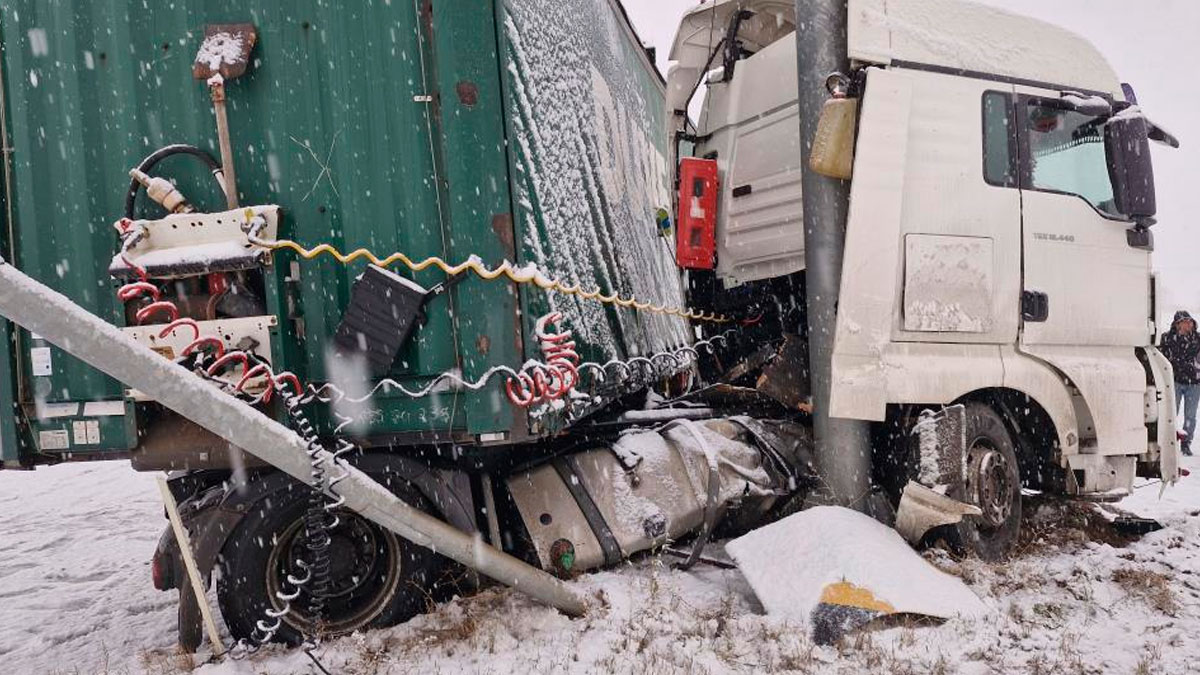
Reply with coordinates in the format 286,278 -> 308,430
265,510 -> 402,636
968,443 -> 1014,528
291,516 -> 379,599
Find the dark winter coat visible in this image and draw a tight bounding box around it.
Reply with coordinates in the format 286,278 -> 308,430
1160,311 -> 1200,385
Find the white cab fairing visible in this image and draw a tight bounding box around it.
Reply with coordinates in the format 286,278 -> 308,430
847,0 -> 1124,97
667,0 -> 796,115
666,0 -> 803,285
699,33 -> 804,284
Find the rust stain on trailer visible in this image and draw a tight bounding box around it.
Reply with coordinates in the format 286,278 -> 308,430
491,213 -> 516,260
456,81 -> 479,107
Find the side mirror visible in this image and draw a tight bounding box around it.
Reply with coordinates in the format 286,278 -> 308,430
1105,114 -> 1157,222
1121,84 -> 1181,148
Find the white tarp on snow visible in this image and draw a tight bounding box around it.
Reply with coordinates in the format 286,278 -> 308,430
726,506 -> 989,626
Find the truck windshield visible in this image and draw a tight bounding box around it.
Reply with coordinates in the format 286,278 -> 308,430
1025,102 -> 1119,217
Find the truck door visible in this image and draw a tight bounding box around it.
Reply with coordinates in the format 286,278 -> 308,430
1011,87 -> 1152,459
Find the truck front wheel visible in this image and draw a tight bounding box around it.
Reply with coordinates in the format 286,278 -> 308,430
949,403 -> 1023,561
216,476 -> 442,644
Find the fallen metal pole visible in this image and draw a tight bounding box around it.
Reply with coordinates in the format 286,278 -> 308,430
0,259 -> 586,617
796,0 -> 873,508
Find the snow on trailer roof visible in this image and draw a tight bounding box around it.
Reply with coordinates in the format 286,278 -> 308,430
849,0 -> 1124,97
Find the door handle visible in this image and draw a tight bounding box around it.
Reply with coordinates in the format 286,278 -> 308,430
1022,290 -> 1050,322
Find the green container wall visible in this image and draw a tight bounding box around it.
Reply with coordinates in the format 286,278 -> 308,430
0,0 -> 684,462
0,109 -> 20,463
499,0 -> 689,367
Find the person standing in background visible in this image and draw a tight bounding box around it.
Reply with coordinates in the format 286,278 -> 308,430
1160,310 -> 1200,456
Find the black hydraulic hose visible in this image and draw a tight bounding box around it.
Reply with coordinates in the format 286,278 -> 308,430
682,37 -> 726,120
721,10 -> 755,83
124,144 -> 224,220
672,37 -> 727,192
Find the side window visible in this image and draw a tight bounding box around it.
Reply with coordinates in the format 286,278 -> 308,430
982,91 -> 1017,187
1022,99 -> 1118,216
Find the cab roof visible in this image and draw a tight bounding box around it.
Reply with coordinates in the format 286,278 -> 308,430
848,0 -> 1124,97
669,0 -> 795,66
668,0 -> 1123,97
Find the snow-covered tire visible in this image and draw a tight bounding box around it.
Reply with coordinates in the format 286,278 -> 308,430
947,403 -> 1023,561
216,474 -> 441,644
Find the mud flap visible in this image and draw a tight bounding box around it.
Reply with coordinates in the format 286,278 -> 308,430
894,405 -> 980,543
726,506 -> 988,645
178,587 -> 204,653
913,405 -> 967,489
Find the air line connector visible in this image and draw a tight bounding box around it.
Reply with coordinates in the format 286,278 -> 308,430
129,168 -> 195,214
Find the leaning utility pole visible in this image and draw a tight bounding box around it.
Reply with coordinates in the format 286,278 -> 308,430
0,258 -> 588,618
795,0 -> 873,509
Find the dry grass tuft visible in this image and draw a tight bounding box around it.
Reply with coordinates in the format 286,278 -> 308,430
1111,567 -> 1178,615
1017,497 -> 1135,554
135,646 -> 196,675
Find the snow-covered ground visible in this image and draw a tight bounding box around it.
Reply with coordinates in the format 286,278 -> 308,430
0,464 -> 176,674
1,458 -> 1197,674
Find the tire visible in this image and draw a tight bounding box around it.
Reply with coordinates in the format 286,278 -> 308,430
946,402 -> 1023,561
216,474 -> 442,644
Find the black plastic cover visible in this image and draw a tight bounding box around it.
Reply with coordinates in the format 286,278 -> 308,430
332,265 -> 427,376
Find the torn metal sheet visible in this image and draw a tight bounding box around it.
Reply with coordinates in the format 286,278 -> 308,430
895,481 -> 982,545
756,334 -> 811,410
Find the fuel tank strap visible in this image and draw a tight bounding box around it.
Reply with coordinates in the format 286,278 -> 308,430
552,456 -> 623,566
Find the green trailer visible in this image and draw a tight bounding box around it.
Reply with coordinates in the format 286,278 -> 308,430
0,0 -> 689,470
0,0 -> 750,648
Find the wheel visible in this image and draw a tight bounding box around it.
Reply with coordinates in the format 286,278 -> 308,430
216,475 -> 442,644
947,402 -> 1023,561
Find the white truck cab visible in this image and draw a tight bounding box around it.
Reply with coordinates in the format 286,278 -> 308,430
667,0 -> 1181,505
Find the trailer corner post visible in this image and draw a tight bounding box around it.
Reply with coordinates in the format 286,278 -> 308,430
795,0 -> 873,509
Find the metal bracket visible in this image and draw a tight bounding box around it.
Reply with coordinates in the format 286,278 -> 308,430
122,315 -> 277,400
109,205 -> 279,279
